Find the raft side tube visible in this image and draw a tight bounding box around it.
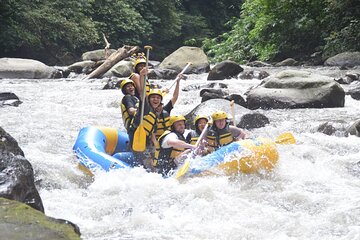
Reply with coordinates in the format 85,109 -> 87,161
73,126 -> 133,172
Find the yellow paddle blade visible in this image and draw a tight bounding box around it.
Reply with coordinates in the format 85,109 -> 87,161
132,124 -> 146,152
275,132 -> 296,145
175,160 -> 190,179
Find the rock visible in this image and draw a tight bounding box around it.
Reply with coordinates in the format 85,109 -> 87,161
0,127 -> 44,212
246,61 -> 272,67
224,94 -> 246,107
207,60 -> 243,80
0,198 -> 80,240
104,60 -> 133,78
0,58 -> 58,79
324,52 -> 360,67
68,60 -> 96,74
239,70 -> 269,80
82,49 -> 116,61
0,92 -> 22,107
345,119 -> 360,137
238,113 -> 270,129
275,58 -> 299,67
348,82 -> 360,100
184,99 -> 251,129
246,70 -> 345,109
159,46 -> 210,74
148,68 -> 179,80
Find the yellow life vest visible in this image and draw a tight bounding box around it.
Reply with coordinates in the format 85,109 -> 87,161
187,130 -> 200,145
120,96 -> 139,131
129,105 -> 157,137
154,130 -> 186,167
155,111 -> 171,139
206,124 -> 234,149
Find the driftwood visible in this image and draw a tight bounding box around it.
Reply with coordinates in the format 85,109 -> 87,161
102,33 -> 111,58
84,45 -> 138,80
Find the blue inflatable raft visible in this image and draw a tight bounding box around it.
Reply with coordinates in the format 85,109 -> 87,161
73,126 -> 135,172
73,126 -> 282,177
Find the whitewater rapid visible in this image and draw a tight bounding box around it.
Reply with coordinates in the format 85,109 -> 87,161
1,66 -> 360,240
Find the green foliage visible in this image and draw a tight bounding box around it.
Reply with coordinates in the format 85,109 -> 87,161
91,0 -> 150,46
0,0 -> 99,64
322,0 -> 360,58
204,0 -> 328,63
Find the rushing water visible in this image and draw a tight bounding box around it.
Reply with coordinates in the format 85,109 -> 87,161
1,66 -> 360,240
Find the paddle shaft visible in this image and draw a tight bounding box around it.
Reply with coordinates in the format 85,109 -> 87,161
230,100 -> 236,126
168,62 -> 192,90
139,46 -> 151,125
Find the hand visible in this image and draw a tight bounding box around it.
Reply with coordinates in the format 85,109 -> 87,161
162,88 -> 169,94
139,67 -> 148,76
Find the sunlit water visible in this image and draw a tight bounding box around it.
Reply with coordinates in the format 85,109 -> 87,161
1,66 -> 360,240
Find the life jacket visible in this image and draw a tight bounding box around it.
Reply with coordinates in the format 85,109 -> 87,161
154,130 -> 186,174
120,95 -> 139,131
206,123 -> 234,149
154,110 -> 171,139
187,130 -> 201,145
129,100 -> 157,138
129,73 -> 150,98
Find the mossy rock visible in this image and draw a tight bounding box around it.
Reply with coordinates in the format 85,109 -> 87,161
0,198 -> 80,240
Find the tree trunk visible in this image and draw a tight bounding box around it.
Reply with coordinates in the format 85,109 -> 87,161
84,45 -> 138,79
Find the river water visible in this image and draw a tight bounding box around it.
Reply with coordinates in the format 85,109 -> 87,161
1,66 -> 360,240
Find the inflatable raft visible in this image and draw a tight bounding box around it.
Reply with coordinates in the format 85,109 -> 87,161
73,126 -> 282,177
177,138 -> 279,178
73,126 -> 135,172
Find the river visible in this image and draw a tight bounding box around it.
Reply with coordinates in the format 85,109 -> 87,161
1,66 -> 360,239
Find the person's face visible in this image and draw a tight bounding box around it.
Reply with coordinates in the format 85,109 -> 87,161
149,95 -> 161,109
173,120 -> 186,134
214,119 -> 226,129
136,63 -> 146,73
197,119 -> 208,131
124,83 -> 135,95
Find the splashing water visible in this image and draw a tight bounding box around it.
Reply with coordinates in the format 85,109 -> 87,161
1,66 -> 360,239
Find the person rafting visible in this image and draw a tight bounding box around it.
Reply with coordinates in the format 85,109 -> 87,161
129,52 -> 151,99
187,115 -> 209,145
127,88 -> 162,169
120,79 -> 139,131
154,73 -> 184,140
206,110 -> 248,152
154,115 -> 196,176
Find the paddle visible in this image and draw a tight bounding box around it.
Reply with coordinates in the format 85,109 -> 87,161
230,100 -> 236,126
166,62 -> 192,91
132,45 -> 152,152
274,132 -> 296,145
175,123 -> 209,179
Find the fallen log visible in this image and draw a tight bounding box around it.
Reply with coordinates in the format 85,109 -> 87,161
84,45 -> 138,80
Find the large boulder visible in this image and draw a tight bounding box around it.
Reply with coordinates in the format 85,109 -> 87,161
81,49 -> 116,61
207,60 -> 243,80
67,60 -> 96,74
0,127 -> 44,212
184,99 -> 251,129
0,198 -> 80,240
0,58 -> 58,79
159,46 -> 210,74
103,60 -> 133,78
238,113 -> 270,130
246,70 -> 345,109
324,52 -> 360,67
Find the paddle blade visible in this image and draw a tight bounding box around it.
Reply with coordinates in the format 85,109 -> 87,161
175,160 -> 190,179
275,132 -> 296,145
132,124 -> 146,152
